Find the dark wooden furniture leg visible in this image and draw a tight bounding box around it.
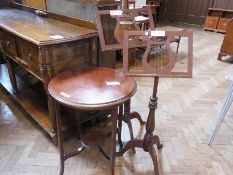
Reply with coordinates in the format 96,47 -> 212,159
119,99 -> 145,153
54,101 -> 85,175
124,99 -> 145,126
118,104 -> 124,150
48,94 -> 56,133
54,101 -> 65,175
5,59 -> 18,93
123,99 -> 136,153
118,99 -> 145,154
117,77 -> 163,175
218,52 -> 226,61
54,102 -> 122,175
111,106 -> 118,175
129,101 -> 146,125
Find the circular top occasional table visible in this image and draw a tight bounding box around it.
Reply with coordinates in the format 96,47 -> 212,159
48,67 -> 137,175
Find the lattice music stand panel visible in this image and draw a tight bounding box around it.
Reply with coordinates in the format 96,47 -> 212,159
96,6 -> 155,51
123,30 -> 193,78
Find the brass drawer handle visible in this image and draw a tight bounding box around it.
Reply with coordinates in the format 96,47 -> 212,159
15,57 -> 28,66
6,41 -> 11,47
28,52 -> 32,60
20,59 -> 28,66
35,10 -> 47,17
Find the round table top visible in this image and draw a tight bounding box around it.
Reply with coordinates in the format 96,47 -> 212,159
48,67 -> 137,110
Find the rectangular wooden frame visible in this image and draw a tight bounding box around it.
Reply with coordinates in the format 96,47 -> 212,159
96,6 -> 155,51
123,30 -> 193,78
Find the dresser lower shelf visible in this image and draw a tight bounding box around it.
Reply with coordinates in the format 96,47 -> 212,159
0,64 -> 77,144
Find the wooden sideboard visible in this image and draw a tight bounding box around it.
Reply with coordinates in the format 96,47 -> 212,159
218,19 -> 233,60
0,2 -> 98,142
204,8 -> 233,33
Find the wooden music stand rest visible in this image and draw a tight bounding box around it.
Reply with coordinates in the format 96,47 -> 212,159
96,6 -> 155,51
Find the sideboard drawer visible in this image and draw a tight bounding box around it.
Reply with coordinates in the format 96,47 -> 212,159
17,40 -> 40,77
2,32 -> 17,57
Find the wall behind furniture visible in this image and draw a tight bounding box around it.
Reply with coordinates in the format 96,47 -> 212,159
160,0 -> 233,25
212,0 -> 233,9
46,0 -> 118,22
135,0 -> 146,8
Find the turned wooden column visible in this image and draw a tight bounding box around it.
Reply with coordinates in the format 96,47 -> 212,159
122,0 -> 129,9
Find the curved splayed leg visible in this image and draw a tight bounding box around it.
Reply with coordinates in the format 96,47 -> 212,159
148,145 -> 159,175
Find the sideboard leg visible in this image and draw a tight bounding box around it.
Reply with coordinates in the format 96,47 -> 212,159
6,59 -> 18,93
218,53 -> 224,61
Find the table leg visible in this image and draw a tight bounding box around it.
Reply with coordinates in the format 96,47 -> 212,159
0,42 -> 17,92
118,104 -> 123,149
48,94 -> 56,133
54,101 -> 65,175
218,52 -> 226,61
123,100 -> 136,153
111,107 -> 118,175
126,99 -> 145,125
6,59 -> 18,93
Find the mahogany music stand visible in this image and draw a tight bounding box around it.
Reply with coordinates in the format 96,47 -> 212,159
96,6 -> 193,174
117,30 -> 193,174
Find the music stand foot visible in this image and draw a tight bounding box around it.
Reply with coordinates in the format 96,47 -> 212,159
152,135 -> 163,149
148,145 -> 159,175
116,139 -> 144,156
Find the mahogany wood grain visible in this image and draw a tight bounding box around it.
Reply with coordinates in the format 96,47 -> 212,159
0,3 -> 98,141
118,30 -> 193,175
48,67 -> 137,110
11,2 -> 97,30
96,6 -> 154,51
204,16 -> 220,31
217,17 -> 231,32
204,8 -> 233,33
123,30 -> 193,78
48,67 -> 137,175
0,9 -> 97,45
218,19 -> 233,60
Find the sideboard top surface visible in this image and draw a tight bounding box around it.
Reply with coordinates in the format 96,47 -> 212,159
0,8 -> 97,45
